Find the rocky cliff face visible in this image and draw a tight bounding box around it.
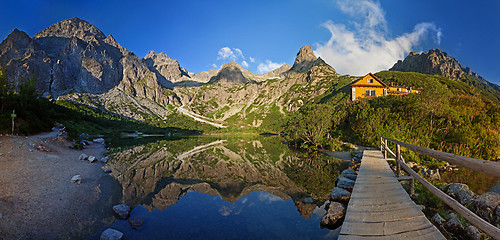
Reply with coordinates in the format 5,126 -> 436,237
0,17 -> 182,103
390,49 -> 481,80
0,29 -> 52,92
144,51 -> 189,86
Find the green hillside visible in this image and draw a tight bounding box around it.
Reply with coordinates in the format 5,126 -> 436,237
283,71 -> 500,165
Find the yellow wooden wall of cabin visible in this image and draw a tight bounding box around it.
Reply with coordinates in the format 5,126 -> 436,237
353,86 -> 385,100
357,75 -> 385,86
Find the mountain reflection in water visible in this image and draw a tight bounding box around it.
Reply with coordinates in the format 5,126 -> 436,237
104,136 -> 349,239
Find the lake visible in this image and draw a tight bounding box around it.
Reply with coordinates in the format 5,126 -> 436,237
96,135 -> 349,239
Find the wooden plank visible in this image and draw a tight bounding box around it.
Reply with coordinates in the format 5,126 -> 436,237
339,225 -> 444,240
346,201 -> 418,213
341,216 -> 434,236
344,206 -> 425,223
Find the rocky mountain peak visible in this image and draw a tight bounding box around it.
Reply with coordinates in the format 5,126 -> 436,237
144,50 -> 188,84
295,45 -> 316,63
390,48 -> 477,80
34,17 -> 106,42
290,45 -> 319,72
145,51 -> 171,61
209,61 -> 252,84
0,29 -> 33,52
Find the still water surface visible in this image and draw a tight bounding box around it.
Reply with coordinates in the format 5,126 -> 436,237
101,135 -> 349,239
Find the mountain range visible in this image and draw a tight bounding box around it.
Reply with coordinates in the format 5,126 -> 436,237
1,17 -> 499,129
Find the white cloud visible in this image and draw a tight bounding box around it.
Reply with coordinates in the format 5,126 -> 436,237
249,57 -> 255,63
314,0 -> 442,76
217,47 -> 245,61
241,60 -> 249,67
258,192 -> 282,204
257,60 -> 285,74
212,63 -> 218,68
234,48 -> 244,59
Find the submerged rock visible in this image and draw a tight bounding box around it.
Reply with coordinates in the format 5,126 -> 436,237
79,153 -> 88,160
103,168 -> 112,173
112,204 -> 131,220
100,228 -> 123,240
320,202 -> 345,228
100,157 -> 109,163
88,156 -> 97,163
128,218 -> 144,229
71,175 -> 81,184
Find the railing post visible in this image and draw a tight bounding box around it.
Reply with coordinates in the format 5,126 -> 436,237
384,139 -> 388,160
396,144 -> 401,177
410,177 -> 415,196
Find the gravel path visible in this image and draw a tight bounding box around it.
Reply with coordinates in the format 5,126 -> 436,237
0,130 -> 121,239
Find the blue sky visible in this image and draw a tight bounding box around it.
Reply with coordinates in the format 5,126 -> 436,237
1,0 -> 499,83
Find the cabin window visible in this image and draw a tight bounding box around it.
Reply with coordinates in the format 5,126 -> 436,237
365,90 -> 375,96
367,78 -> 373,83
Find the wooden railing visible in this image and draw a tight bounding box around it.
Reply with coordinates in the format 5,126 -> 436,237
380,136 -> 500,239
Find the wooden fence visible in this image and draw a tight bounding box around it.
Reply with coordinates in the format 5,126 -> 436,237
380,136 -> 500,239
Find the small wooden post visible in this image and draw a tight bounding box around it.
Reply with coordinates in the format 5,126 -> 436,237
384,139 -> 388,159
11,110 -> 16,135
396,143 -> 401,177
409,177 -> 415,196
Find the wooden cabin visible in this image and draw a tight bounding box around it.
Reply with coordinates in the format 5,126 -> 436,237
350,73 -> 388,101
351,73 -> 420,101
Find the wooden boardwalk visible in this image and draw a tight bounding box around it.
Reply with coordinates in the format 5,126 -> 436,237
339,150 -> 445,240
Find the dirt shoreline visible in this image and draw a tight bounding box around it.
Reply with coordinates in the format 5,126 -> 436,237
0,130 -> 122,240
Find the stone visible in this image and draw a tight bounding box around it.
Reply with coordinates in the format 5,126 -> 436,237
330,187 -> 351,202
465,225 -> 484,240
344,174 -> 357,181
447,212 -> 457,219
406,162 -> 418,168
100,157 -> 109,163
470,192 -> 500,224
425,169 -> 440,181
79,153 -> 88,160
320,202 -> 345,228
456,189 -> 474,206
103,168 -> 112,173
444,217 -> 464,235
339,169 -> 356,178
100,228 -> 123,240
93,138 -> 105,144
128,218 -> 144,229
336,176 -> 355,190
112,204 -> 131,220
416,204 -> 425,211
303,197 -> 314,204
71,175 -> 81,184
88,156 -> 97,163
431,213 -> 445,226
